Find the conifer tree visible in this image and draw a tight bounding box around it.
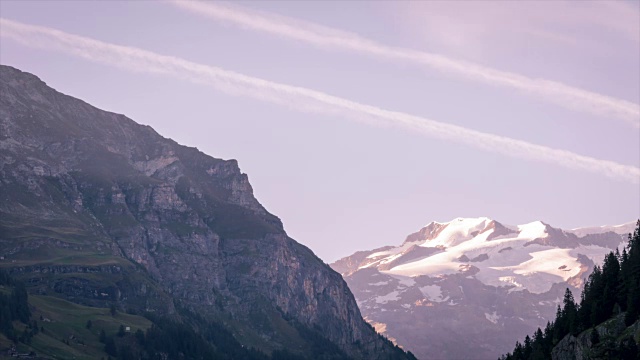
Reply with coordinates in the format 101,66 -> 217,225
618,247 -> 630,311
523,335 -> 532,359
11,282 -> 30,323
562,288 -> 578,335
501,220 -> 640,360
602,252 -> 620,320
625,221 -> 640,326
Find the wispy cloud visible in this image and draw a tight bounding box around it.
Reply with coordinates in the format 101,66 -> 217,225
400,1 -> 640,52
169,0 -> 640,127
1,18 -> 638,184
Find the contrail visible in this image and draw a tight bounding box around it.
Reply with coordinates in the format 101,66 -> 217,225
1,18 -> 638,184
169,0 -> 640,127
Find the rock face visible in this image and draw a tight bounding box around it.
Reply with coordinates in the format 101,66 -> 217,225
331,217 -> 633,359
0,65 -> 410,358
551,315 -> 640,360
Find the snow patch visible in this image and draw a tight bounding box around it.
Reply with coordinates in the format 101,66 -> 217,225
420,217 -> 490,248
375,291 -> 400,304
517,221 -> 548,239
419,285 -> 447,302
499,276 -> 522,288
485,311 -> 500,324
388,274 -> 416,287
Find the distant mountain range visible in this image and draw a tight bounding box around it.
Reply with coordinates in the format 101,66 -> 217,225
331,217 -> 634,359
0,65 -> 413,359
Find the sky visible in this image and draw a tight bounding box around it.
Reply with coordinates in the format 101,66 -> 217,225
1,0 -> 639,262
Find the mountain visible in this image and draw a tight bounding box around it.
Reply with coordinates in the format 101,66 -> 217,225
0,65 -> 413,359
502,221 -> 640,360
331,217 -> 633,359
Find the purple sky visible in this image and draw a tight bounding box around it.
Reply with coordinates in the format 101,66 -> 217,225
1,1 -> 638,262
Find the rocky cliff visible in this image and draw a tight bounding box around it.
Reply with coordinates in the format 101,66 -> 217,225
0,65 -> 411,359
551,314 -> 640,360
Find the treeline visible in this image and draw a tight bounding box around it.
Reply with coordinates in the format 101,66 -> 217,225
0,269 -> 413,360
500,220 -> 640,360
106,306 -> 407,360
363,321 -> 418,360
99,315 -> 268,360
269,321 -> 350,360
273,308 -> 415,360
0,271 -> 31,341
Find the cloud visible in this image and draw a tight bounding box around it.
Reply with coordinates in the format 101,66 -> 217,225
1,18 -> 638,184
401,1 -> 640,49
168,0 -> 640,128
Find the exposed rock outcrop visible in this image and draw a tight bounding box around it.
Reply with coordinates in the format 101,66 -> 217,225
0,65 -> 411,359
551,314 -> 640,360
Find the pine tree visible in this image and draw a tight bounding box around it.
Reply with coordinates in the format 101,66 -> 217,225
512,341 -> 524,360
562,288 -> 578,335
523,335 -> 533,359
578,276 -> 593,331
618,247 -> 630,311
502,220 -> 640,359
602,252 -> 621,320
586,266 -> 605,326
625,221 -> 640,326
542,321 -> 554,356
625,281 -> 640,326
104,337 -> 117,356
11,282 -> 30,323
552,305 -> 563,345
529,328 -> 546,360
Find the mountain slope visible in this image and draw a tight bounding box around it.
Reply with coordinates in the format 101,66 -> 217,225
0,270 -> 270,360
331,217 -> 632,359
502,221 -> 640,360
0,65 -> 412,359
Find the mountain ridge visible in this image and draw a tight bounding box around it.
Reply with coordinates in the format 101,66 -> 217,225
331,216 -> 633,359
0,64 -> 413,359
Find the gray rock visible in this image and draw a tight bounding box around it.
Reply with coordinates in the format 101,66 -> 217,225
0,65 -> 410,359
551,314 -> 640,360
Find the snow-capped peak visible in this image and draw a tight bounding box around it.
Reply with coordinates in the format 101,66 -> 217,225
419,217 -> 491,248
516,221 -> 549,239
330,219 -> 634,360
337,217 -> 630,294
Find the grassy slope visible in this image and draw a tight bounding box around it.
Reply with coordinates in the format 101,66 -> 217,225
0,293 -> 151,360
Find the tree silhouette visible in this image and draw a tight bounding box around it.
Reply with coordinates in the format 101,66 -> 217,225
501,220 -> 640,360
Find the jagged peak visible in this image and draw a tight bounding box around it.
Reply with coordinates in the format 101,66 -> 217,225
517,220 -> 550,238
